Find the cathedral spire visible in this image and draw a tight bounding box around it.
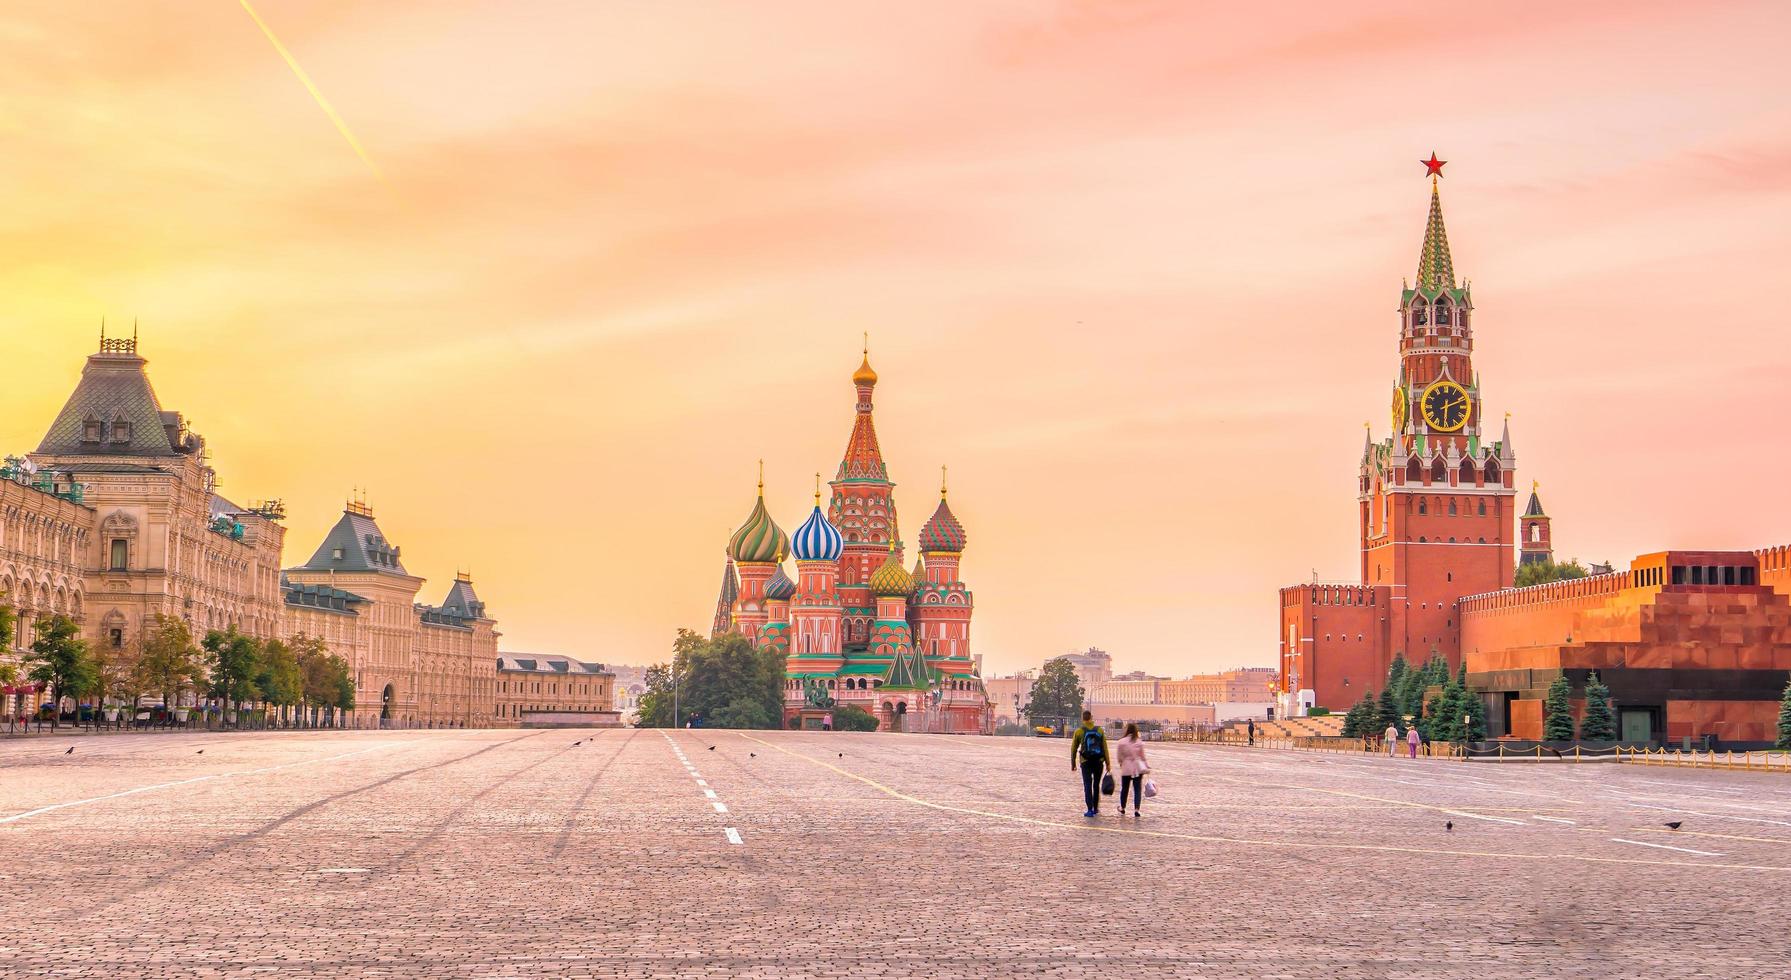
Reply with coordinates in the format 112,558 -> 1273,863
837,345 -> 889,482
710,557 -> 739,637
1415,154 -> 1456,293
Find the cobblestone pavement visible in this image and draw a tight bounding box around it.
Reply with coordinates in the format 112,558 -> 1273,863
0,728 -> 1787,978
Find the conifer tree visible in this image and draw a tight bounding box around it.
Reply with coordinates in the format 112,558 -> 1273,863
1377,685 -> 1402,735
1775,680 -> 1791,751
1542,673 -> 1575,741
1579,671 -> 1616,741
1342,690 -> 1374,737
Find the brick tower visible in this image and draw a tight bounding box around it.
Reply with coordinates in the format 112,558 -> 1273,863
1519,482 -> 1552,566
1279,155 -> 1518,715
829,343 -> 899,647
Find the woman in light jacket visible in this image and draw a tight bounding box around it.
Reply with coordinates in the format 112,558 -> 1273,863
1115,722 -> 1149,817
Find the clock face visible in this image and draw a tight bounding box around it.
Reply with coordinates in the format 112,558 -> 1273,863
1421,380 -> 1470,432
1391,387 -> 1408,432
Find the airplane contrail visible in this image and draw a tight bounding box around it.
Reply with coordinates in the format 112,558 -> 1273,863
238,0 -> 386,184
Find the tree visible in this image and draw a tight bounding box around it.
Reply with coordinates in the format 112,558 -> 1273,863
254,638 -> 304,726
25,615 -> 95,730
1579,671 -> 1616,741
1023,657 -> 1085,728
88,640 -> 140,727
1777,680 -> 1791,751
1542,673 -> 1575,741
1376,685 -> 1402,735
135,615 -> 205,711
0,603 -> 18,695
1426,686 -> 1460,743
832,704 -> 880,732
1341,690 -> 1376,738
292,635 -> 353,727
1515,558 -> 1591,589
637,629 -> 785,729
635,663 -> 675,728
203,627 -> 262,724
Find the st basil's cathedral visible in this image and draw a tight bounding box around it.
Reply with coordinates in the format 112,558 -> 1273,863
709,350 -> 994,734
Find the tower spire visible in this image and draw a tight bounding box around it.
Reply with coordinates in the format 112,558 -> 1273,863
940,464 -> 948,500
1415,154 -> 1456,293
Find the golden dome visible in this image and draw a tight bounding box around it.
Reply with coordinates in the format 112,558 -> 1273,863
853,354 -> 878,386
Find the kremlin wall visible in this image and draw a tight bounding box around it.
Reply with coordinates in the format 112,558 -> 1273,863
1277,162 -> 1791,748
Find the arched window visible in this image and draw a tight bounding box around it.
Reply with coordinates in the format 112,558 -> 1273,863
1448,499 -> 1457,516
1459,459 -> 1476,484
1418,499 -> 1427,515
1478,500 -> 1486,516
1430,458 -> 1447,483
1413,303 -> 1428,326
1530,523 -> 1542,543
1484,459 -> 1501,482
1435,300 -> 1452,325
1406,459 -> 1421,483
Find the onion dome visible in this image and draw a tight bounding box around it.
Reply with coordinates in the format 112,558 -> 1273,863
727,486 -> 787,564
764,563 -> 796,602
918,497 -> 966,553
791,504 -> 843,561
869,544 -> 913,597
910,554 -> 926,588
853,354 -> 878,386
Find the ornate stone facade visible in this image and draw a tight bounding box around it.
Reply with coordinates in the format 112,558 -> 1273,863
495,653 -> 619,728
4,336 -> 513,728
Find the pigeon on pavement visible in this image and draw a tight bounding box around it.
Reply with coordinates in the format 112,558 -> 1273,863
64,747 -> 74,754
1665,821 -> 1683,830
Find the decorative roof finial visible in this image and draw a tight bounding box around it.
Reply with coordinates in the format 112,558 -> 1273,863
813,471 -> 821,506
757,458 -> 764,496
940,464 -> 948,500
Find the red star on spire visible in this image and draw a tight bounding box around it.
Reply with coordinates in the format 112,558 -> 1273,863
1421,152 -> 1446,178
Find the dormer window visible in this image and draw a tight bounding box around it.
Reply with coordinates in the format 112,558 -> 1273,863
332,547 -> 345,560
109,414 -> 131,443
82,417 -> 102,443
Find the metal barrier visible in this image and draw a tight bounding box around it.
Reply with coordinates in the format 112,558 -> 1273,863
1619,746 -> 1791,772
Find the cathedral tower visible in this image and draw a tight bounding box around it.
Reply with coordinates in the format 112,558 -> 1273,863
726,471 -> 788,644
912,468 -> 975,673
1520,483 -> 1552,566
829,344 -> 898,647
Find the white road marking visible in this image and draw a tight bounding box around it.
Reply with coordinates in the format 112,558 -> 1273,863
713,802 -> 728,813
696,779 -> 708,787
1610,837 -> 1723,857
724,827 -> 742,844
703,789 -> 718,799
1531,816 -> 1577,824
314,867 -> 370,874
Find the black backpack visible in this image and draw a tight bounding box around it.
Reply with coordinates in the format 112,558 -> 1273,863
1080,726 -> 1106,761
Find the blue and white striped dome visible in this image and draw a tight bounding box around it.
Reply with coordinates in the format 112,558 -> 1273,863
790,505 -> 844,561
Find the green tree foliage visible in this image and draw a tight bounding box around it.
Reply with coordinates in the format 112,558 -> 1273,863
255,638 -> 304,723
1426,686 -> 1460,743
832,704 -> 880,732
1777,681 -> 1791,751
135,615 -> 206,709
1376,685 -> 1402,735
1341,689 -> 1376,737
1023,657 -> 1085,727
1578,672 -> 1616,741
638,629 -> 785,729
1542,673 -> 1576,741
635,663 -> 675,728
203,627 -> 263,719
1514,558 -> 1591,589
88,640 -> 137,718
25,615 -> 95,728
291,635 -> 354,725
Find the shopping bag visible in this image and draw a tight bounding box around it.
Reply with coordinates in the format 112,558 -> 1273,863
1143,778 -> 1159,799
1100,773 -> 1115,796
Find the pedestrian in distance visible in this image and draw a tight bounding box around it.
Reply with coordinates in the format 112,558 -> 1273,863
1069,710 -> 1112,818
1115,722 -> 1149,817
1384,722 -> 1399,757
1407,723 -> 1421,759
1247,718 -> 1256,746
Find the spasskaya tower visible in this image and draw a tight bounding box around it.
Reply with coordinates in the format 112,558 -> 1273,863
1278,155 -> 1517,715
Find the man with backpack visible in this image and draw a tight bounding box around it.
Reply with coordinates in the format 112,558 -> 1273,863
1069,710 -> 1112,818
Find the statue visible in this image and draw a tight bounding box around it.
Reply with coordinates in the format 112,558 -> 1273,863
803,678 -> 836,710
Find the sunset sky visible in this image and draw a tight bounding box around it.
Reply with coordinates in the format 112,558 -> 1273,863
2,1 -> 1789,677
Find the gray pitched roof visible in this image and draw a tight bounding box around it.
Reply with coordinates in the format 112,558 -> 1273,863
37,351 -> 185,457
292,508 -> 408,574
496,653 -> 610,675
440,577 -> 486,619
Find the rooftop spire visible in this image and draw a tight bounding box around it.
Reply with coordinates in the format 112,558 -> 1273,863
1415,153 -> 1456,293
813,471 -> 822,506
940,464 -> 948,500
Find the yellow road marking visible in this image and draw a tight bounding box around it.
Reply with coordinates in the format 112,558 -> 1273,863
737,733 -> 1791,874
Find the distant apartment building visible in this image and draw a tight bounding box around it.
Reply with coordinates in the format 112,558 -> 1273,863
985,671 -> 1034,725
1058,647 -> 1112,686
1158,667 -> 1278,706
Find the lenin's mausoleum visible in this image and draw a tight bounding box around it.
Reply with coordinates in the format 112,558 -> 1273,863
1278,157 -> 1791,748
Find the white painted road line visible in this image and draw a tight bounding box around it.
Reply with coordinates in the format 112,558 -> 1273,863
724,827 -> 743,845
1610,837 -> 1723,857
696,779 -> 708,787
713,802 -> 728,813
1532,816 -> 1577,824
703,789 -> 718,799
